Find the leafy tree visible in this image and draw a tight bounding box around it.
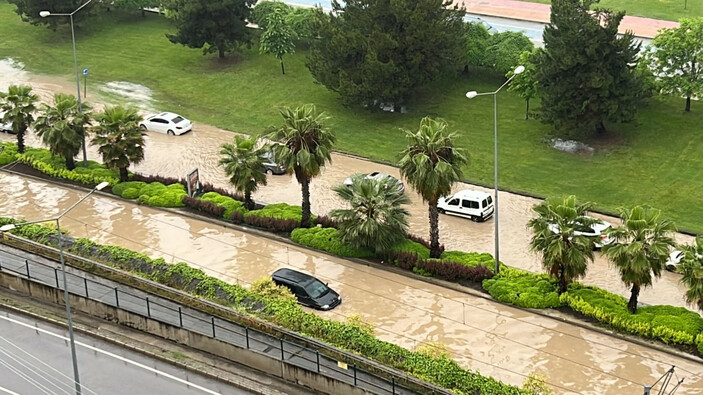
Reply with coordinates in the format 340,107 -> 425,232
218,135 -> 268,210
508,50 -> 539,120
285,7 -> 319,44
330,175 -> 410,254
8,0 -> 94,29
0,84 -> 38,154
265,104 -> 336,228
90,105 -> 145,182
679,237 -> 703,312
163,0 -> 256,59
534,0 -> 644,139
260,9 -> 296,75
485,31 -> 534,76
602,206 -> 676,313
307,0 -> 466,108
399,117 -> 468,258
463,22 -> 491,71
645,18 -> 703,112
527,196 -> 597,294
250,0 -> 292,29
34,94 -> 91,170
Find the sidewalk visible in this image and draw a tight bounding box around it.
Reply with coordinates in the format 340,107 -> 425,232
456,0 -> 680,38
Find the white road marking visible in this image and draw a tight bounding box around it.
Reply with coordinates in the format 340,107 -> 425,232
0,314 -> 221,394
0,386 -> 21,395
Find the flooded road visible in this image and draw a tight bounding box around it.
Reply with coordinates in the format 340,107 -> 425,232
0,58 -> 696,312
0,173 -> 701,394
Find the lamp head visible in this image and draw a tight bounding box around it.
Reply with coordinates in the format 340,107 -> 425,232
514,65 -> 525,75
95,181 -> 110,191
0,224 -> 17,232
39,11 -> 51,17
465,91 -> 478,99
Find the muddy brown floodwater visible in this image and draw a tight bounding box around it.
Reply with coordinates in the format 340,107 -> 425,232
1,58 -> 697,312
1,174 -> 701,394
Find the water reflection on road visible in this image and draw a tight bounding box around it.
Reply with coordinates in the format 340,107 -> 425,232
0,174 -> 701,394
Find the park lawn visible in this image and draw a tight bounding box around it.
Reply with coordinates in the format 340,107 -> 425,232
1,5 -> 703,234
524,0 -> 702,22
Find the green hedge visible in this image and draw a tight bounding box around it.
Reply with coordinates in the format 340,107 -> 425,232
244,202 -> 304,221
389,239 -> 431,259
561,284 -> 703,347
0,142 -> 18,165
482,267 -> 564,309
113,181 -> 186,208
16,148 -> 119,186
0,217 -> 527,395
441,250 -> 495,268
200,191 -> 246,218
290,227 -> 374,258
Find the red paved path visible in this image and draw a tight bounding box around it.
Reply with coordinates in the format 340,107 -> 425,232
455,0 -> 680,38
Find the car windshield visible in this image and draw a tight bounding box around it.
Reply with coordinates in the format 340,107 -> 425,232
303,279 -> 329,299
171,116 -> 185,124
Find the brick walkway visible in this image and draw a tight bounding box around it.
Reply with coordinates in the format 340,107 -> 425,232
455,0 -> 680,38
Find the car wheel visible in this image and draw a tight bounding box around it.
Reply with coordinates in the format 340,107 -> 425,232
438,208 -> 446,214
470,216 -> 479,222
266,169 -> 274,175
167,130 -> 175,136
139,124 -> 147,131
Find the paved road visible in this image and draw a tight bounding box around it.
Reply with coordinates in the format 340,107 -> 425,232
0,308 -> 253,395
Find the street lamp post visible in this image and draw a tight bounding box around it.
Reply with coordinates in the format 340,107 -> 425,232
465,65 -> 525,274
40,0 -> 94,167
0,181 -> 109,395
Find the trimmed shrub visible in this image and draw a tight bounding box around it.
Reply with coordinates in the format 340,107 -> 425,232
290,227 -> 374,258
121,188 -> 142,200
112,181 -> 146,197
200,192 -> 246,218
313,214 -> 338,229
230,210 -> 245,224
416,258 -> 494,283
393,251 -> 419,270
483,267 -> 563,309
131,172 -> 185,187
0,142 -> 18,165
199,182 -> 246,204
440,250 -> 495,269
388,239 -> 431,260
16,148 -> 119,186
244,203 -> 305,232
182,196 -> 226,217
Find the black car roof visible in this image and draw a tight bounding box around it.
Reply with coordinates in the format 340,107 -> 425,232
272,268 -> 316,284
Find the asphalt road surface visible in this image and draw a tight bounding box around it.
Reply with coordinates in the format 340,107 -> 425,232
0,308 -> 253,395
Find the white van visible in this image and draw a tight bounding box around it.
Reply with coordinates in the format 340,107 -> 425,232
437,190 -> 494,222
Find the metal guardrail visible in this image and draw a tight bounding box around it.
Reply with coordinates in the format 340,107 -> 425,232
0,248 -> 422,395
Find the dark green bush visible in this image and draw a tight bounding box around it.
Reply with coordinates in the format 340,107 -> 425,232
290,227 -> 374,258
483,267 -> 563,309
200,192 -> 246,218
416,258 -> 494,283
244,203 -> 305,232
118,181 -> 186,208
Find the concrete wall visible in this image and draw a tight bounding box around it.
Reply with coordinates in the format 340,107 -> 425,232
0,272 -> 372,395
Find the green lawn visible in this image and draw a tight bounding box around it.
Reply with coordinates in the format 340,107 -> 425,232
525,0 -> 702,22
1,5 -> 703,234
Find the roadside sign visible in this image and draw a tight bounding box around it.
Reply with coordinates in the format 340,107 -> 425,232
82,68 -> 89,76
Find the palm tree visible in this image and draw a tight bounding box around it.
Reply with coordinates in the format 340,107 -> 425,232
527,196 -> 597,294
91,105 -> 146,182
0,84 -> 39,154
265,104 -> 336,228
398,117 -> 468,258
602,206 -> 676,313
679,237 -> 703,312
331,175 -> 410,254
34,94 -> 91,170
219,135 -> 268,210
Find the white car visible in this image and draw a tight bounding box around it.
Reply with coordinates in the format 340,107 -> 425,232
547,216 -> 615,249
139,112 -> 192,135
666,250 -> 684,272
0,111 -> 13,133
343,171 -> 405,193
438,190 -> 494,222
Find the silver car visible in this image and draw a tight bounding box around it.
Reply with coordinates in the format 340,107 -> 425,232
343,171 -> 405,193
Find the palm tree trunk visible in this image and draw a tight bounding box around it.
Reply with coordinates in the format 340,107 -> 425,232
428,200 -> 441,258
558,266 -> 567,294
119,167 -> 129,183
628,284 -> 640,313
16,127 -> 26,154
244,191 -> 254,211
300,178 -> 312,228
65,156 -> 76,171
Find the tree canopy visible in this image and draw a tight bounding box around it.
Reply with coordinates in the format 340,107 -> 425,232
163,0 -> 256,59
259,9 -> 296,75
8,0 -> 94,29
645,17 -> 703,112
306,0 -> 466,108
534,0 -> 645,139
485,31 -> 534,76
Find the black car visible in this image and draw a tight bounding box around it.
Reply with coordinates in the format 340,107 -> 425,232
271,268 -> 341,310
260,152 -> 286,175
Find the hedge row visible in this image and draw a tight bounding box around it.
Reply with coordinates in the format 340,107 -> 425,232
113,180 -> 187,208
16,148 -> 119,186
0,217 -> 528,395
0,142 -> 18,165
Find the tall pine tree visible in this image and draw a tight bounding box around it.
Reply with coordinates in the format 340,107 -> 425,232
534,0 -> 645,139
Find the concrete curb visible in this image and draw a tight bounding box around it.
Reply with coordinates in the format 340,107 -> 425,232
0,291 -> 294,395
2,167 -> 702,366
